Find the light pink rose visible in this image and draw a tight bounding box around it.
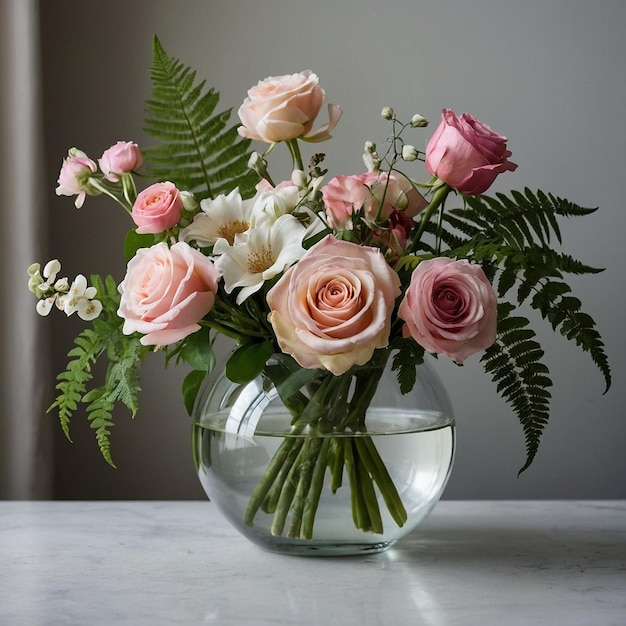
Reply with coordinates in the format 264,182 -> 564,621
398,257 -> 497,363
237,70 -> 342,144
131,181 -> 183,234
322,171 -> 427,230
98,141 -> 143,182
118,241 -> 219,346
267,236 -> 401,375
55,148 -> 98,208
425,109 -> 517,195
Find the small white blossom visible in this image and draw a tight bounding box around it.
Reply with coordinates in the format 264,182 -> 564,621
381,107 -> 394,120
36,297 -> 56,317
77,298 -> 103,321
410,113 -> 428,127
29,259 -> 101,321
402,145 -> 419,161
179,190 -> 198,212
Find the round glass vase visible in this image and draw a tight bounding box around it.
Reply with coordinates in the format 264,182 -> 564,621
192,350 -> 455,556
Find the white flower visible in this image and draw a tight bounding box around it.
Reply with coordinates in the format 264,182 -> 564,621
43,259 -> 61,280
410,113 -> 428,128
36,296 -> 56,317
77,298 -> 103,321
180,188 -> 254,247
213,214 -> 306,303
402,145 -> 419,161
250,181 -> 301,226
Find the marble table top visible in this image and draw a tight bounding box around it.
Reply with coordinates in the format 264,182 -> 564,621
1,500 -> 624,625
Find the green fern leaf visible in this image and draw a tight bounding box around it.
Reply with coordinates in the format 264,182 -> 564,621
481,304 -> 552,473
48,328 -> 106,441
391,339 -> 426,394
142,36 -> 258,201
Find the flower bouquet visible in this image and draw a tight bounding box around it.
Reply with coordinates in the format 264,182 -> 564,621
29,38 -> 610,546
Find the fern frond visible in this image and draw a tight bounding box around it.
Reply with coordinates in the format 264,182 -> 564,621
142,36 -> 258,201
530,278 -> 611,392
48,327 -> 107,440
481,304 -> 552,473
82,388 -> 116,467
391,339 -> 426,395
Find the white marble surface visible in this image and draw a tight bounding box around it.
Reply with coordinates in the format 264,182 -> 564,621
1,501 -> 624,625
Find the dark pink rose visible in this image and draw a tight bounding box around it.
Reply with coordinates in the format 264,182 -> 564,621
398,257 -> 497,363
425,109 -> 517,195
117,242 -> 219,346
131,182 -> 183,234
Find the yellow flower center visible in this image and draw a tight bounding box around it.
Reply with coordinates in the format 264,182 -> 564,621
247,246 -> 274,274
217,220 -> 250,244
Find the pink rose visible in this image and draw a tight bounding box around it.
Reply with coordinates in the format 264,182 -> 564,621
55,148 -> 98,208
118,241 -> 219,346
267,236 -> 401,375
98,141 -> 143,182
425,109 -> 517,195
322,171 -> 427,230
398,257 -> 497,363
237,70 -> 342,144
131,182 -> 183,234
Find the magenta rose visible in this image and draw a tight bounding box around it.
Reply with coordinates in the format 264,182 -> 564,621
131,181 -> 183,234
98,141 -> 143,182
237,70 -> 342,144
118,241 -> 219,346
425,109 -> 517,195
398,257 -> 497,363
267,236 -> 401,375
322,171 -> 427,230
55,148 -> 98,208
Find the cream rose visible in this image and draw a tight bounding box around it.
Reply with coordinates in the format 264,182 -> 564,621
118,241 -> 219,346
237,70 -> 342,144
398,257 -> 497,363
267,236 -> 401,375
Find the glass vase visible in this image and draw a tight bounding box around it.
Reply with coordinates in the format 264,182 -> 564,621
192,349 -> 455,556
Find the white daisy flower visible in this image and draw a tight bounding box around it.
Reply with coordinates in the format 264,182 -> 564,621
179,188 -> 254,247
214,214 -> 306,304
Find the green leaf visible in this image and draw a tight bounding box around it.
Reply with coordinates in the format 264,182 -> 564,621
124,229 -> 155,262
225,341 -> 274,384
182,369 -> 208,416
178,326 -> 216,372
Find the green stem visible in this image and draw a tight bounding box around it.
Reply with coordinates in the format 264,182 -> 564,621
407,182 -> 452,254
301,438 -> 331,539
286,139 -> 304,171
356,437 -> 407,527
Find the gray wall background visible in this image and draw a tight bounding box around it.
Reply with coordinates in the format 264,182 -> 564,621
39,0 -> 625,500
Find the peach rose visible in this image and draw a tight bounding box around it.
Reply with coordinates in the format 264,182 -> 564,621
425,109 -> 517,195
131,181 -> 183,234
237,70 -> 341,144
98,141 -> 143,182
322,171 -> 427,230
118,242 -> 219,346
398,257 -> 497,363
267,236 -> 401,375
